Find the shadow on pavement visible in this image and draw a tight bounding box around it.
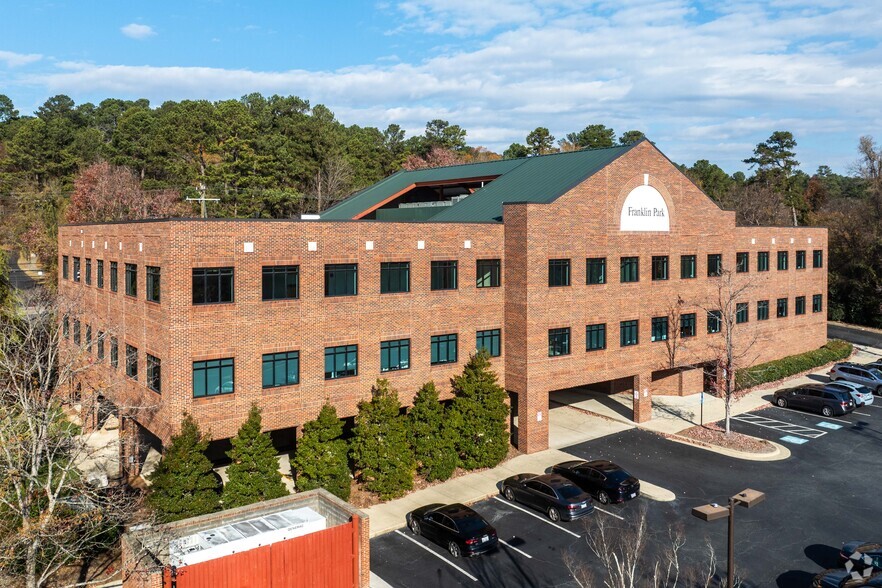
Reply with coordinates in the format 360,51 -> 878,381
805,374 -> 829,383
776,569 -> 815,587
804,543 -> 841,569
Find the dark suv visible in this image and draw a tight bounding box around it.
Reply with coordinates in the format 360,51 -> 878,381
774,383 -> 855,416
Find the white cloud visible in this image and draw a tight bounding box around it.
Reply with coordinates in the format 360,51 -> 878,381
121,23 -> 156,40
0,50 -> 42,67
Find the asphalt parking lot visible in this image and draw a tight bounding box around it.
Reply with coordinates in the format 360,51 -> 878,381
371,390 -> 882,588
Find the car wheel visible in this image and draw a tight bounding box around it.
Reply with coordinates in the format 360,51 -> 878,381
822,405 -> 834,417
547,507 -> 561,522
597,491 -> 610,505
776,397 -> 787,408
409,519 -> 421,536
448,541 -> 461,558
876,386 -> 882,396
504,487 -> 515,501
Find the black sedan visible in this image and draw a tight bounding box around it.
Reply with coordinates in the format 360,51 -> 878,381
501,473 -> 594,522
551,459 -> 640,505
405,503 -> 498,558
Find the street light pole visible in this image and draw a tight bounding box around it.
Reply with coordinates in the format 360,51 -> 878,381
727,497 -> 735,588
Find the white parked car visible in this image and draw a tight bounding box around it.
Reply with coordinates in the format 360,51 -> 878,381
826,381 -> 875,407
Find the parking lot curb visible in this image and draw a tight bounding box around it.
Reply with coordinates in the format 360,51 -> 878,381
639,481 -> 676,502
664,433 -> 791,462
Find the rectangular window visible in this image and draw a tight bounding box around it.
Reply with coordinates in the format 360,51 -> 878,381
62,256 -> 69,279
263,265 -> 300,300
85,324 -> 92,350
97,332 -> 105,361
736,303 -> 749,324
795,296 -> 806,315
193,358 -> 235,397
620,320 -> 639,347
126,344 -> 138,380
651,316 -> 668,342
476,329 -> 501,357
476,259 -> 501,288
262,351 -> 300,387
125,263 -> 137,297
777,251 -> 789,271
736,252 -> 749,273
97,260 -> 104,288
85,259 -> 92,285
586,258 -> 606,285
193,267 -> 235,304
757,300 -> 769,321
380,339 -> 411,371
586,324 -> 606,351
147,354 -> 161,394
707,310 -> 722,334
813,249 -> 823,268
548,328 -> 571,356
680,255 -> 696,279
548,259 -> 571,287
707,254 -> 722,277
110,262 -> 118,292
73,257 -> 81,282
110,336 -> 118,368
325,345 -> 358,379
430,260 -> 458,291
620,256 -> 639,283
680,313 -> 696,338
757,252 -> 769,272
651,256 -> 669,281
430,334 -> 458,365
777,297 -> 788,318
73,319 -> 81,345
380,262 -> 410,294
146,266 -> 161,303
796,250 -> 806,270
813,294 -> 823,313
63,316 -> 70,339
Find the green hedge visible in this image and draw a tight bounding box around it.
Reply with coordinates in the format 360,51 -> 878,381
735,339 -> 853,390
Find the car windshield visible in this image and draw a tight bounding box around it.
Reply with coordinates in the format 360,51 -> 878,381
855,385 -> 873,395
605,470 -> 632,484
556,484 -> 584,500
870,368 -> 882,379
455,517 -> 488,534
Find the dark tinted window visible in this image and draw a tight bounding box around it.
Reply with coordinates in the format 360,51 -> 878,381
381,262 -> 410,293
146,266 -> 160,302
263,266 -> 299,300
586,258 -> 606,284
620,257 -> 639,282
548,259 -> 570,287
548,328 -> 571,356
476,329 -> 501,357
680,255 -> 696,279
262,351 -> 300,387
325,345 -> 358,379
651,256 -> 668,281
556,485 -> 584,499
325,264 -> 358,296
476,259 -> 501,288
707,254 -> 722,276
193,267 -> 234,304
431,334 -> 457,365
757,251 -> 769,272
431,260 -> 458,291
125,263 -> 137,296
193,358 -> 235,397
455,517 -> 488,534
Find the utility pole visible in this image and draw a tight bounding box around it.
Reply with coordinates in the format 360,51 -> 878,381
186,183 -> 220,218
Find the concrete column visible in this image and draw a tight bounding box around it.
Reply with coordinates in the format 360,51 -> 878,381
632,373 -> 653,423
517,388 -> 549,454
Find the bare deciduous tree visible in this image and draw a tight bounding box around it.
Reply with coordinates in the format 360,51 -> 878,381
309,156 -> 354,213
0,290 -> 148,588
664,295 -> 687,370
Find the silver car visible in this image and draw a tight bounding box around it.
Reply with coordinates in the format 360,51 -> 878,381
825,381 -> 875,407
828,363 -> 882,395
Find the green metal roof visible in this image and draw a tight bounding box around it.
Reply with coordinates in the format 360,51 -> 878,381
321,142 -> 640,223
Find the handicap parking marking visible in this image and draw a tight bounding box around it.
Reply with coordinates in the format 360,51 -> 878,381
492,496 -> 581,538
594,506 -> 625,521
393,530 -> 478,582
498,538 -> 533,559
816,421 -> 843,430
780,435 -> 810,445
731,413 -> 827,438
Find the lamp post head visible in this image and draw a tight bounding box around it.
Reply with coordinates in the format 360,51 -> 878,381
691,503 -> 729,522
733,488 -> 765,508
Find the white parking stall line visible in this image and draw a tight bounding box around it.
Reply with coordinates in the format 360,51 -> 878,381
730,415 -> 827,438
498,539 -> 533,559
594,506 -> 625,521
492,496 -> 581,538
393,530 -> 478,582
863,404 -> 882,409
771,407 -> 852,423
854,411 -> 872,416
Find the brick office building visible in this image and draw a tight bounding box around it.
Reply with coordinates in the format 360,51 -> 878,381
58,139 -> 827,464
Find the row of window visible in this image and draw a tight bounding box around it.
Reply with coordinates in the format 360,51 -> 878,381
547,294 -> 823,355
61,256 -> 160,301
549,250 -> 824,286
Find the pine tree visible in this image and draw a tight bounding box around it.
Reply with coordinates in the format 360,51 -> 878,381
408,382 -> 457,482
147,414 -> 220,522
350,379 -> 415,500
449,350 -> 510,470
293,403 -> 351,501
221,405 -> 288,509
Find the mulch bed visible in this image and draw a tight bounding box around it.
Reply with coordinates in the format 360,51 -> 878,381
677,422 -> 776,454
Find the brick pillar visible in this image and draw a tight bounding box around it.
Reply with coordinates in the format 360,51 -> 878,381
517,387 -> 549,454
119,416 -> 141,480
632,373 -> 653,423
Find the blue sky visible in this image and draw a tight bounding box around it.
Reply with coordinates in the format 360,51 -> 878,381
2,0 -> 881,174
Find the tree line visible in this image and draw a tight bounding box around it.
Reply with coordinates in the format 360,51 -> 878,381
1,93 -> 881,326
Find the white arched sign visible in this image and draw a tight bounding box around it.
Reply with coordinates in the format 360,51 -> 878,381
619,179 -> 670,232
